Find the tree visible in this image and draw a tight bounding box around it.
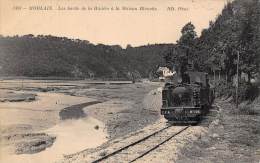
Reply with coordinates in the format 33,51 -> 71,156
239,0 -> 259,83
178,22 -> 197,46
178,22 -> 198,70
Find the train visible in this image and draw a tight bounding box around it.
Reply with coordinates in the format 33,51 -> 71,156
161,71 -> 215,123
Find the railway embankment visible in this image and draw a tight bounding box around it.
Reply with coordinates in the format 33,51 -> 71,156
177,97 -> 260,163
61,118 -> 209,163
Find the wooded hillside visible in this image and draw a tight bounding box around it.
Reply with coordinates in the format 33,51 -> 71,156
0,35 -> 173,79
165,0 -> 259,83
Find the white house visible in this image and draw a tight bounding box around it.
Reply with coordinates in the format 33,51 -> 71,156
157,67 -> 176,81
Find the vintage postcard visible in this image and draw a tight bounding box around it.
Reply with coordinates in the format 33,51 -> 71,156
0,0 -> 259,162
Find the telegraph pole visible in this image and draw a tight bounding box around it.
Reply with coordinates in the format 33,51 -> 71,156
236,51 -> 240,109
213,69 -> 216,87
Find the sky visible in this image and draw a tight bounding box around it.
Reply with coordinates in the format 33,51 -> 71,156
0,0 -> 229,47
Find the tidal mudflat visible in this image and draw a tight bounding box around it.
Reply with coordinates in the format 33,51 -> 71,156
0,80 -> 162,163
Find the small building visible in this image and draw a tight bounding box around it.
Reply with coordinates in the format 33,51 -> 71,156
157,67 -> 176,81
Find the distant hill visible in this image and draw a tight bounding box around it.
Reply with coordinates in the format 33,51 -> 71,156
0,35 -> 174,79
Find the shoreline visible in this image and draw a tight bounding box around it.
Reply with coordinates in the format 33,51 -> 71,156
0,80 -> 162,163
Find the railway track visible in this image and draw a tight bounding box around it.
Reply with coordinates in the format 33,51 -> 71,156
91,125 -> 190,163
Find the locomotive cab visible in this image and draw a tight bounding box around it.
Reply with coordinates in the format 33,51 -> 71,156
161,71 -> 214,123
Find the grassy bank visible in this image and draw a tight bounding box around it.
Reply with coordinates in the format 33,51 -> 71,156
177,96 -> 260,163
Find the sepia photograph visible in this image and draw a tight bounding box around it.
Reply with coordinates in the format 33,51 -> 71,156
0,0 -> 259,162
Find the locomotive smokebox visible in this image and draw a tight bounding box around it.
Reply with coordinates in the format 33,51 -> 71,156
163,86 -> 192,107
172,87 -> 189,95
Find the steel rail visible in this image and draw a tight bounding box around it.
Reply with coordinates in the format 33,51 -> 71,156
129,126 -> 190,163
91,124 -> 174,163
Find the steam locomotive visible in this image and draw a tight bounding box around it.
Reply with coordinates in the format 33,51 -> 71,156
161,71 -> 215,123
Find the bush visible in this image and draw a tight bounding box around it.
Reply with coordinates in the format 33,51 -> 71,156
215,79 -> 233,98
244,83 -> 259,101
215,79 -> 259,102
232,81 -> 259,102
238,103 -> 258,115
